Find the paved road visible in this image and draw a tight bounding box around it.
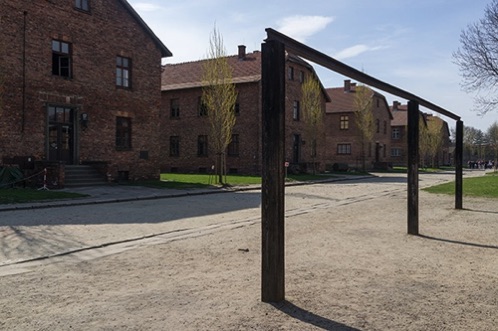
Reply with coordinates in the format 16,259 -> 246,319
0,170 -> 483,275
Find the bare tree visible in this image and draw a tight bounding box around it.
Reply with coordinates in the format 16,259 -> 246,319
353,85 -> 374,171
487,121 -> 498,170
202,27 -> 237,185
301,75 -> 324,174
463,125 -> 481,161
419,116 -> 430,168
425,116 -> 444,168
453,0 -> 498,114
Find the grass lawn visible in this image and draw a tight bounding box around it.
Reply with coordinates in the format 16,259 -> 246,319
423,172 -> 498,198
128,173 -> 340,189
0,188 -> 88,204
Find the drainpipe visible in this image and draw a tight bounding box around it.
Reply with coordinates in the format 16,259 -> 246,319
22,11 -> 27,132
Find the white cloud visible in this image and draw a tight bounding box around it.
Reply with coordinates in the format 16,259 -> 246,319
132,2 -> 162,12
334,44 -> 385,60
276,15 -> 334,42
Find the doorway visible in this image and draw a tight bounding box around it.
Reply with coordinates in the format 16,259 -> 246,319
47,106 -> 75,164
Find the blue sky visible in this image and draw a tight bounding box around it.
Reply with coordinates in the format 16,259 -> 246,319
129,0 -> 498,133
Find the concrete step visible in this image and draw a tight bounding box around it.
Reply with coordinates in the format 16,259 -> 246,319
65,165 -> 107,187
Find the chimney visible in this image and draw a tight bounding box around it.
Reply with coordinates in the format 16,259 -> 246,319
392,101 -> 400,111
238,45 -> 246,60
344,79 -> 351,92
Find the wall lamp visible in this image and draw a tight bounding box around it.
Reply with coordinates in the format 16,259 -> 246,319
80,113 -> 89,129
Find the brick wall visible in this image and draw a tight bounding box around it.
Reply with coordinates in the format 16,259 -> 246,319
160,56 -> 327,175
1,0 -> 165,182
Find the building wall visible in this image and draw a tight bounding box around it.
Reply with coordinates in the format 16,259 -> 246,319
160,58 -> 327,175
1,0 -> 165,181
324,94 -> 392,170
390,125 -> 407,166
285,61 -> 327,173
160,82 -> 262,175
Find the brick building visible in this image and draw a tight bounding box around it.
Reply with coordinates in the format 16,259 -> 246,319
390,102 -> 451,167
0,0 -> 171,186
160,46 -> 329,175
324,81 -> 393,170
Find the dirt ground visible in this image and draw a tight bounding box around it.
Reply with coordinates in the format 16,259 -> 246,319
1,173 -> 497,330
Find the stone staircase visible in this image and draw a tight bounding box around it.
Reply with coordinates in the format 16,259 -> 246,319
64,165 -> 108,187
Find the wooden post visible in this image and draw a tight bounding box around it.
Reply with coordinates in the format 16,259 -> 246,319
261,40 -> 286,302
455,120 -> 463,209
407,100 -> 419,235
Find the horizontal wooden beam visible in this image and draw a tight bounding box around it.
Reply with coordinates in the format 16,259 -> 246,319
265,28 -> 460,121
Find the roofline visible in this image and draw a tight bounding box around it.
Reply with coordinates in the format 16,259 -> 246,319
119,0 -> 172,58
266,28 -> 460,122
162,75 -> 262,91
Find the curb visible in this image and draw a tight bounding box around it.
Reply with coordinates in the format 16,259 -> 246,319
0,175 -> 373,212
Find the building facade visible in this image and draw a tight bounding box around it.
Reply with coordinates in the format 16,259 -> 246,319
324,81 -> 393,170
390,101 -> 451,167
1,0 -> 171,185
160,46 -> 329,175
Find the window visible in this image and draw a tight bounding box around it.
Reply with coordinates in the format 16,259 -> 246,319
383,121 -> 387,134
337,144 -> 351,155
74,0 -> 89,11
197,135 -> 208,156
299,70 -> 305,83
292,134 -> 301,163
198,97 -> 208,116
116,117 -> 132,150
228,134 -> 239,156
293,101 -> 300,121
52,40 -> 71,78
169,136 -> 180,156
288,66 -> 294,80
376,119 -> 380,133
391,148 -> 402,157
116,56 -> 131,88
234,103 -> 240,116
392,128 -> 400,139
383,144 -> 387,157
340,115 -> 349,130
170,99 -> 180,118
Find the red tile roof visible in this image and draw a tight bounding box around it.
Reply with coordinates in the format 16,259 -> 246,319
391,109 -> 408,127
161,51 -> 262,91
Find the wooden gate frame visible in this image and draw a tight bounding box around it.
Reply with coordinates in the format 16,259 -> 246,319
261,28 -> 464,302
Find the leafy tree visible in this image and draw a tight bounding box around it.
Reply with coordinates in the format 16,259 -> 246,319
353,85 -> 374,171
202,27 -> 237,185
301,75 -> 323,174
486,121 -> 498,170
453,0 -> 498,114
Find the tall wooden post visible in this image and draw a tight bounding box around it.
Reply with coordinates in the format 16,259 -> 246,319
455,120 -> 464,209
261,40 -> 286,302
407,100 -> 419,235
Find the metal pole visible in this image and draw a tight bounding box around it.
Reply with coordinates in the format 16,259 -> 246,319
261,40 -> 286,302
407,100 -> 419,235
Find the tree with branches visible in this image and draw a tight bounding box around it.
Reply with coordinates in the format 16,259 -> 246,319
353,85 -> 374,171
487,121 -> 498,170
425,116 -> 444,168
453,0 -> 498,114
202,27 -> 237,185
301,75 -> 323,174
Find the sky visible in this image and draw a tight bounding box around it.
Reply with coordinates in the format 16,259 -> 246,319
128,0 -> 498,134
